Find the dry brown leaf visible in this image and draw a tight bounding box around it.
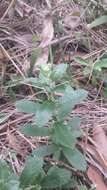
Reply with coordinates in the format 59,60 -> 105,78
63,15 -> 79,29
22,58 -> 30,75
87,166 -> 107,190
15,0 -> 33,17
39,14 -> 54,48
33,14 -> 54,72
7,129 -> 24,156
93,126 -> 107,162
35,47 -> 49,66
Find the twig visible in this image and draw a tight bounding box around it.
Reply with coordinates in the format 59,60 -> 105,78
0,43 -> 25,78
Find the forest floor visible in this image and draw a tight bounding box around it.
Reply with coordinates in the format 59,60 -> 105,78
0,0 -> 107,189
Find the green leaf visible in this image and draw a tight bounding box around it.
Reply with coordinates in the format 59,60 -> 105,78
6,180 -> 20,190
0,160 -> 20,190
32,145 -> 53,157
20,156 -> 44,188
83,67 -> 91,76
79,185 -> 88,190
15,100 -> 38,114
0,181 -> 8,190
53,84 -> 69,94
31,48 -> 42,65
67,117 -> 83,138
35,101 -> 55,127
24,77 -> 38,85
68,117 -> 81,129
51,123 -> 76,148
41,166 -> 71,188
29,48 -> 42,76
88,15 -> 107,29
0,114 -> 8,124
51,63 -> 67,80
94,58 -> 107,71
63,147 -> 87,171
20,124 -> 49,137
50,144 -> 62,159
62,178 -> 77,189
57,89 -> 87,119
32,35 -> 41,42
0,159 -> 14,181
74,57 -> 88,66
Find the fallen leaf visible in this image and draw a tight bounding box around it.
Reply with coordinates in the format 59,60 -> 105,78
87,166 -> 107,190
22,58 -> 30,75
7,129 -> 28,156
15,0 -> 33,17
35,47 -> 49,66
33,14 -> 54,72
63,15 -> 79,29
78,140 -> 107,179
7,129 -> 22,154
39,14 -> 54,48
93,126 -> 107,162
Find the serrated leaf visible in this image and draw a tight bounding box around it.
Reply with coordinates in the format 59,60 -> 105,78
32,145 -> 53,157
24,77 -> 38,85
94,58 -> 107,71
63,147 -> 87,171
79,185 -> 88,190
68,117 -> 81,129
53,84 -> 68,93
35,101 -> 55,127
20,124 -> 49,137
41,166 -> 71,188
51,144 -> 62,159
15,100 -> 38,114
0,181 -> 21,190
67,117 -> 82,138
53,84 -> 74,99
57,89 -> 87,119
51,123 -> 76,148
7,180 -> 20,190
83,67 -> 91,76
88,15 -> 107,29
0,160 -> 12,180
20,156 -> 44,188
0,160 -> 20,190
62,178 -> 77,189
52,63 -> 67,80
24,77 -> 48,89
0,181 -> 8,190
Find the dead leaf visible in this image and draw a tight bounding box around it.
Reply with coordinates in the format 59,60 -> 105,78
7,129 -> 22,154
15,0 -> 33,17
63,15 -> 79,29
7,129 -> 28,157
35,47 -> 49,66
93,126 -> 107,162
87,166 -> 107,190
78,140 -> 107,179
39,14 -> 54,48
22,58 -> 30,75
33,14 -> 54,72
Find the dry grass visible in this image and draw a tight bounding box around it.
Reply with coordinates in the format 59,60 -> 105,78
0,0 -> 107,188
